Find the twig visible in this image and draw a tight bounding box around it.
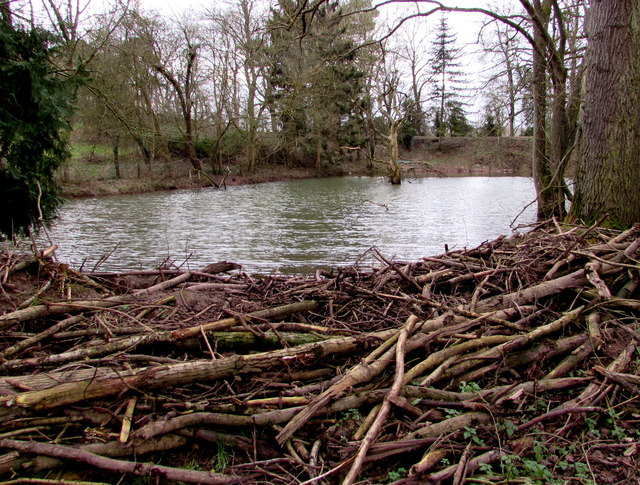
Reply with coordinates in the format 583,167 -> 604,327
0,439 -> 240,484
342,315 -> 418,485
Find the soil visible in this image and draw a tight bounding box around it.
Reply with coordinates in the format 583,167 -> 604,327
60,136 -> 534,198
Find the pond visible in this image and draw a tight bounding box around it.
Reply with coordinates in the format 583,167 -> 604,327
45,176 -> 537,274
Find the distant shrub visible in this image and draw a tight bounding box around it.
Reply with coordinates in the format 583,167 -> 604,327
167,136 -> 189,158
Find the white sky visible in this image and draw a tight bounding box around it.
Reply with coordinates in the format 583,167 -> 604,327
19,0 -> 509,54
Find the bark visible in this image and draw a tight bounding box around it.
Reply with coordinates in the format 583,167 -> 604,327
425,450 -> 504,483
112,134 -> 121,179
387,121 -> 402,184
476,236 -> 640,311
171,299 -> 318,339
1,226 -> 638,483
342,315 -> 418,485
0,300 -> 319,374
530,0 -> 561,220
572,0 -> 640,226
557,341 -> 637,410
275,312 -> 467,444
0,297 -> 128,329
0,272 -> 191,330
0,314 -> 84,360
0,434 -> 190,477
0,0 -> 11,24
0,327 -> 394,421
403,411 -> 492,441
403,334 -> 516,385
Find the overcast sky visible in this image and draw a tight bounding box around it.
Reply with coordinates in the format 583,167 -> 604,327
18,0 -> 519,122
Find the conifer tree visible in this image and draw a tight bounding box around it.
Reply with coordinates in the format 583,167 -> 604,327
265,0 -> 368,167
428,13 -> 467,138
0,14 -> 81,238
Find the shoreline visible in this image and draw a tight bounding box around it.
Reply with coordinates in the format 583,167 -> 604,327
59,136 -> 535,198
60,162 -> 531,199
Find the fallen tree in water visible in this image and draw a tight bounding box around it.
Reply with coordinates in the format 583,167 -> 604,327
0,221 -> 639,484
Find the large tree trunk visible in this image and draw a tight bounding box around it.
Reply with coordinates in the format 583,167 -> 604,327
1,0 -> 11,25
572,0 -> 640,226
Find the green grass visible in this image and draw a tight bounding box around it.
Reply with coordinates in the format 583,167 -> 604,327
70,142 -> 115,160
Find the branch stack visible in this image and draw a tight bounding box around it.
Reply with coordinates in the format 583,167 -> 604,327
0,221 -> 638,484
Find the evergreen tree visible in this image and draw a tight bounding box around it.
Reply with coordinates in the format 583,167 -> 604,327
428,13 -> 467,139
481,110 -> 501,137
265,0 -> 367,167
0,18 -> 81,238
446,101 -> 473,136
398,99 -> 417,150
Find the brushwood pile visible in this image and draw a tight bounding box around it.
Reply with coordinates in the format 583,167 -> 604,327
0,221 -> 639,484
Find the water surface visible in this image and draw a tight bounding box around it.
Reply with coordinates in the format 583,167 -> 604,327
46,176 -> 536,273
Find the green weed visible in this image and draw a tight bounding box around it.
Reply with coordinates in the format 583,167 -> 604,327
463,426 -> 486,446
459,380 -> 481,393
341,408 -> 363,421
386,467 -> 408,482
214,440 -> 232,471
444,408 -> 461,418
499,418 -> 518,438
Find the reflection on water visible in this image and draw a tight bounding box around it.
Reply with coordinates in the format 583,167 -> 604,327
46,176 -> 536,274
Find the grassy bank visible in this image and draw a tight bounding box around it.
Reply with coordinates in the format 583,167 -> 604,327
59,136 -> 534,198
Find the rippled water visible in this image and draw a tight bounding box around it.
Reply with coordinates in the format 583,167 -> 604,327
45,176 -> 536,274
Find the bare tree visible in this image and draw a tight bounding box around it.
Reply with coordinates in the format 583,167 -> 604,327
205,0 -> 268,174
396,20 -> 432,136
152,20 -> 203,172
200,16 -> 238,175
367,48 -> 407,184
35,0 -> 130,71
117,11 -> 169,166
478,3 -> 531,136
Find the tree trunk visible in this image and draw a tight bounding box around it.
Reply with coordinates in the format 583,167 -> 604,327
246,138 -> 256,174
572,0 -> 640,226
504,48 -> 516,137
530,1 -> 555,220
112,134 -> 121,179
315,134 -> 322,171
155,53 -> 202,173
388,122 -> 401,185
140,85 -> 162,163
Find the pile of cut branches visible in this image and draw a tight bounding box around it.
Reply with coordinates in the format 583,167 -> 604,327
0,221 -> 639,484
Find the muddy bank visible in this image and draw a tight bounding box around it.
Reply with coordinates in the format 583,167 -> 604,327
0,221 -> 638,483
60,165 -> 344,198
407,136 -> 534,176
60,136 -> 534,198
